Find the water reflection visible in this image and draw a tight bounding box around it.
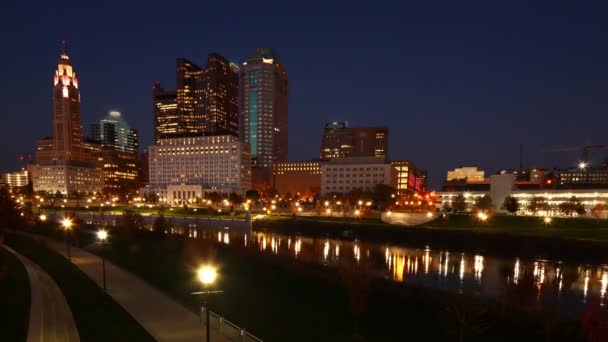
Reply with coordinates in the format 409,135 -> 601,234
167,228 -> 608,315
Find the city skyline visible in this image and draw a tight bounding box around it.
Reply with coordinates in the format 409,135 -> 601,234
2,1 -> 608,188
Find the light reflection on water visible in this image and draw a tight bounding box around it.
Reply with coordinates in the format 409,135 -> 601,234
178,227 -> 608,315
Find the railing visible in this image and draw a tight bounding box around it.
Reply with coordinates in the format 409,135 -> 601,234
202,308 -> 263,342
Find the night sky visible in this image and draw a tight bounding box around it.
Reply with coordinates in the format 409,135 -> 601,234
1,1 -> 607,189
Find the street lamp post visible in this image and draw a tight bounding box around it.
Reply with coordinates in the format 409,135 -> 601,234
193,265 -> 223,342
62,218 -> 73,261
97,229 -> 108,291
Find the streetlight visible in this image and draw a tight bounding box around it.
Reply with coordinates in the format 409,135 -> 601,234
193,265 -> 223,342
97,229 -> 108,291
62,218 -> 73,261
579,161 -> 587,169
39,214 -> 47,222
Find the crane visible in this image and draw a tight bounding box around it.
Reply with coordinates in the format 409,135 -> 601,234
541,144 -> 608,168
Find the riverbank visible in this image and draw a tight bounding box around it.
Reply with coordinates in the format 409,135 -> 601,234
255,215 -> 608,264
93,229 -> 586,341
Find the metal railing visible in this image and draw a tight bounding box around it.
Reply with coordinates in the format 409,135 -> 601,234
202,308 -> 263,342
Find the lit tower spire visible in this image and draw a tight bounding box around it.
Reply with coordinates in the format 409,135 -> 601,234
53,43 -> 85,162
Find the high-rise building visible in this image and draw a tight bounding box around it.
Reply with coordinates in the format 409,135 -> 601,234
240,48 -> 288,168
153,82 -> 178,143
32,49 -> 103,195
90,111 -> 139,195
176,58 -> 202,135
91,110 -> 138,154
52,51 -> 86,162
154,53 -> 239,142
201,53 -> 239,136
320,122 -> 388,160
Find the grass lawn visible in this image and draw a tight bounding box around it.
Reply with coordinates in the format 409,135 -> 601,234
0,244 -> 29,341
1,231 -> 154,342
422,214 -> 608,241
94,229 -> 584,342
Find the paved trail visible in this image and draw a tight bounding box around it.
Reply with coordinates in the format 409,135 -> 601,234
1,244 -> 80,342
37,234 -> 229,342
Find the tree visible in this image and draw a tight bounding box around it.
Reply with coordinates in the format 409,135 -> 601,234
206,192 -> 221,205
502,196 -> 519,215
441,202 -> 452,213
591,203 -> 607,219
152,215 -> 170,234
145,192 -> 159,205
558,196 -> 586,216
245,189 -> 260,202
527,196 -> 549,214
451,194 -> 467,213
474,195 -> 493,211
119,209 -> 145,232
372,184 -> 396,210
228,192 -> 244,205
0,187 -> 23,228
70,190 -> 85,207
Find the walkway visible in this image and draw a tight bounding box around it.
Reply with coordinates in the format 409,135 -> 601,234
1,244 -> 80,342
34,234 -> 228,342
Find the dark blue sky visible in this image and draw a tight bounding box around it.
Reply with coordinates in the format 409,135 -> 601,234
1,1 -> 607,189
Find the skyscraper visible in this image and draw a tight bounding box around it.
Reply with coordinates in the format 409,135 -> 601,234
153,82 -> 178,143
32,49 -> 103,195
153,53 -> 239,142
52,51 -> 86,162
320,122 -> 388,160
240,48 -> 288,168
201,53 -> 239,136
91,110 -> 138,154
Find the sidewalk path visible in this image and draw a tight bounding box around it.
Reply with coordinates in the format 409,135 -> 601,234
1,244 -> 80,342
29,233 -> 228,342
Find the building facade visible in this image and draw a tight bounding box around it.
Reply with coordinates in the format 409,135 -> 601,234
32,50 -> 102,195
320,122 -> 388,159
32,162 -> 103,195
446,166 -> 485,182
554,167 -> 608,189
154,53 -> 239,142
148,135 -> 251,195
2,170 -> 29,188
272,161 -> 322,197
153,82 -> 179,143
91,110 -> 138,154
320,157 -> 396,195
390,160 -> 425,197
240,48 -> 288,168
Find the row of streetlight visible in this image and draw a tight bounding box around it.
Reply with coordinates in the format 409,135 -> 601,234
57,216 -> 218,340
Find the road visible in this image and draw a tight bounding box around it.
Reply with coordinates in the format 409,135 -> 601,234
1,244 -> 79,342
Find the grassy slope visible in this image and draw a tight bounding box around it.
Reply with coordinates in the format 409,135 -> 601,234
2,232 -> 154,342
0,245 -> 30,341
97,230 -> 584,342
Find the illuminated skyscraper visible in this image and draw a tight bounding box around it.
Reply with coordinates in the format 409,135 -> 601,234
32,48 -> 103,195
240,48 -> 288,168
52,50 -> 86,162
153,82 -> 178,143
154,53 -> 239,142
320,122 -> 388,159
91,110 -> 138,154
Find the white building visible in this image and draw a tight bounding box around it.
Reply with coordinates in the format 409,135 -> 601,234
447,166 -> 485,182
437,173 -> 608,214
321,157 -> 396,195
148,135 -> 252,198
31,162 -> 103,195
